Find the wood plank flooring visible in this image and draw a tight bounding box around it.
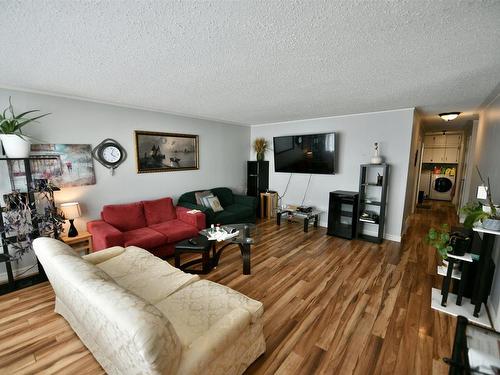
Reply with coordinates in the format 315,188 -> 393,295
0,201 -> 458,374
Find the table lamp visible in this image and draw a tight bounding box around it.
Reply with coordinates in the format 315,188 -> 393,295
60,202 -> 81,237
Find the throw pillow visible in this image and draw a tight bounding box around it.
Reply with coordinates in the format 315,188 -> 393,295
201,194 -> 215,208
206,196 -> 224,212
195,190 -> 213,205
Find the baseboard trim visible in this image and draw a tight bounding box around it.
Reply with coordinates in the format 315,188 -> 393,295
487,299 -> 497,331
0,264 -> 39,284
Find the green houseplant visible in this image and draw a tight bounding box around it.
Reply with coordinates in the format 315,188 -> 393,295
0,97 -> 50,158
461,168 -> 500,231
425,224 -> 453,263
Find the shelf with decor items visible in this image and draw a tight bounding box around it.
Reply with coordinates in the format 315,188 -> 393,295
357,163 -> 389,244
0,156 -> 63,295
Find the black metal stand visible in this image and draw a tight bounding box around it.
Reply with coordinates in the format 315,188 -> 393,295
472,232 -> 496,317
0,157 -> 60,295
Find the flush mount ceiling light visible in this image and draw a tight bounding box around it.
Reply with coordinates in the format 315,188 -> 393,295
439,112 -> 461,121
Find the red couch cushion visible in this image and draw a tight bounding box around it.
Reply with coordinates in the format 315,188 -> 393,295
102,202 -> 146,232
122,227 -> 167,249
142,197 -> 177,226
150,220 -> 199,243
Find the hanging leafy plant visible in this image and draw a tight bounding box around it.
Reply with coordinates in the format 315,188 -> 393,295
425,224 -> 453,260
0,181 -> 64,261
460,167 -> 499,229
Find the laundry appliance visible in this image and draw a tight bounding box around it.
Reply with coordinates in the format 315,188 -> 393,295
430,174 -> 455,201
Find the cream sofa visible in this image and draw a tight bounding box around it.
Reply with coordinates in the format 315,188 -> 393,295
33,237 -> 265,375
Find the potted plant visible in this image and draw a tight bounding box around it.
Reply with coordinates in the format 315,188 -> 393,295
0,97 -> 50,158
0,182 -> 64,263
425,224 -> 453,265
461,168 -> 500,231
253,138 -> 269,161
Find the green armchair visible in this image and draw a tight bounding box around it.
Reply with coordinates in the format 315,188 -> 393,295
177,187 -> 257,227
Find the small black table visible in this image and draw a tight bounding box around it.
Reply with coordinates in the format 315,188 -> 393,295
174,235 -> 213,274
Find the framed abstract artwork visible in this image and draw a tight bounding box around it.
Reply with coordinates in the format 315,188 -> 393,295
135,131 -> 199,173
6,144 -> 96,190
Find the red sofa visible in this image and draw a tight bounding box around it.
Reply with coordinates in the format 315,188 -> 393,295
87,197 -> 205,257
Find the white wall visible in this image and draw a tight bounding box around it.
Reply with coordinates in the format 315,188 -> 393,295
0,89 -> 250,281
473,90 -> 500,329
250,108 -> 415,241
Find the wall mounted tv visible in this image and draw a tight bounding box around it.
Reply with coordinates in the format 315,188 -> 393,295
273,132 -> 336,174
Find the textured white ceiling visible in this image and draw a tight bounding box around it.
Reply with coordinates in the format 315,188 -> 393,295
1,1 -> 499,125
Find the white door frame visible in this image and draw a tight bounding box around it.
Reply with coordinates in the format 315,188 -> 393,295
459,120 -> 479,211
413,141 -> 425,211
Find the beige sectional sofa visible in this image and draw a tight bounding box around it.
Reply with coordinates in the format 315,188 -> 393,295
33,237 -> 265,375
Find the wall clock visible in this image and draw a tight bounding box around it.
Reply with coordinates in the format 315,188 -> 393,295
92,139 -> 127,175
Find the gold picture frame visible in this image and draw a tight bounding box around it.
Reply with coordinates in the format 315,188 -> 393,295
135,130 -> 199,173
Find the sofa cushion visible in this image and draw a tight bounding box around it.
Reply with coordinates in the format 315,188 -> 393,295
194,190 -> 212,205
150,220 -> 199,243
123,227 -> 167,248
142,197 -> 177,226
178,191 -> 197,205
212,210 -> 239,225
102,202 -> 146,232
211,187 -> 234,207
96,246 -> 199,304
205,196 -> 224,212
154,280 -> 263,347
224,204 -> 254,219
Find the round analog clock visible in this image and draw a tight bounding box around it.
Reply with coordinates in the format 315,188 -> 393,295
92,139 -> 127,175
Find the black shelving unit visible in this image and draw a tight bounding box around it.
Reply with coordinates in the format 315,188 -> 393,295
327,191 -> 359,239
247,161 -> 269,213
0,156 -> 60,295
247,161 -> 269,196
357,163 -> 389,243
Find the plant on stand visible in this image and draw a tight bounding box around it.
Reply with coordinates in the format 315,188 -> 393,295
0,181 -> 64,264
425,224 -> 453,265
0,97 -> 50,158
253,138 -> 269,162
461,167 -> 500,231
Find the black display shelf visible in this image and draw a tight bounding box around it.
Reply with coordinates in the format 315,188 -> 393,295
0,157 -> 60,295
357,164 -> 389,244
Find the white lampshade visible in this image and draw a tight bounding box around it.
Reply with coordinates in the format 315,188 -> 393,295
60,202 -> 81,220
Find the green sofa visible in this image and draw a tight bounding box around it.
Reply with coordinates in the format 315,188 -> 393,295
177,187 -> 257,227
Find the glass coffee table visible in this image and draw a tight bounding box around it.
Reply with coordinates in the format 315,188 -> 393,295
276,208 -> 322,232
200,223 -> 259,275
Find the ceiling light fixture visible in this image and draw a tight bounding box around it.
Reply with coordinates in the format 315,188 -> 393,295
439,112 -> 461,121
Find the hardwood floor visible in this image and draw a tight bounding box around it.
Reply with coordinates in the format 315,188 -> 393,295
0,201 -> 458,374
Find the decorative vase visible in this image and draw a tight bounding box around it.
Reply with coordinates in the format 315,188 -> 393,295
256,152 -> 265,162
370,142 -> 383,164
483,219 -> 500,231
0,134 -> 31,158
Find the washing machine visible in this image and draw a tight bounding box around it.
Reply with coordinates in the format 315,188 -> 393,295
430,174 -> 455,201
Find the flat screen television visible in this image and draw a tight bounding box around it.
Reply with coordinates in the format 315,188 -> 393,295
273,132 -> 336,174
